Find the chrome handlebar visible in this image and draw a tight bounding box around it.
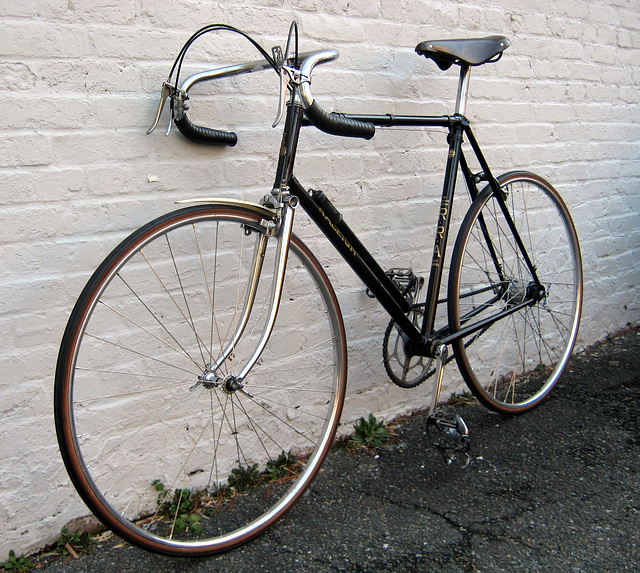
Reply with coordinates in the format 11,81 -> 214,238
147,48 -> 374,145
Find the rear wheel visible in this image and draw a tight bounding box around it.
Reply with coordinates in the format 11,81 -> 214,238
448,172 -> 582,414
55,203 -> 347,556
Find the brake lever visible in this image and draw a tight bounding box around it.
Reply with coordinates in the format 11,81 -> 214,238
272,39 -> 302,129
147,81 -> 176,136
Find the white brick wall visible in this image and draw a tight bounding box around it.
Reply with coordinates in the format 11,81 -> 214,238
1,0 -> 638,557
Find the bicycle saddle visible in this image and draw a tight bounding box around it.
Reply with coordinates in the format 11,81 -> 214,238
416,36 -> 510,70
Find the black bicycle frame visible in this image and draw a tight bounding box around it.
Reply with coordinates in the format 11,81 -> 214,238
274,100 -> 541,358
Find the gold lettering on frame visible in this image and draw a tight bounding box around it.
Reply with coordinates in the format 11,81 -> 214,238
432,198 -> 451,267
319,207 -> 357,256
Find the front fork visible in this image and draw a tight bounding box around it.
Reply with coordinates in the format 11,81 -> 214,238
199,196 -> 297,389
202,88 -> 306,389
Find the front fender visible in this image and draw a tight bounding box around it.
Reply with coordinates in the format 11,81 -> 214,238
175,198 -> 277,219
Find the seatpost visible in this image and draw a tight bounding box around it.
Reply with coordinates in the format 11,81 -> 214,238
454,65 -> 471,116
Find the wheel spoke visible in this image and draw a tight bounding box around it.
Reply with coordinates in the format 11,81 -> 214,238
449,173 -> 582,413
55,205 -> 346,555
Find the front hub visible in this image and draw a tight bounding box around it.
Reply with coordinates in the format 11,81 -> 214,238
199,370 -> 220,389
223,375 -> 244,394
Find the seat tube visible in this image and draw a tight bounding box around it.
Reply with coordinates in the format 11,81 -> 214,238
421,120 -> 465,342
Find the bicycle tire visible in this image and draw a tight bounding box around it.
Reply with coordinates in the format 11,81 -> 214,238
55,202 -> 347,556
448,172 -> 582,414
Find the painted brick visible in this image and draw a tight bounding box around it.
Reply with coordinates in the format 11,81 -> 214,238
1,0 -> 639,559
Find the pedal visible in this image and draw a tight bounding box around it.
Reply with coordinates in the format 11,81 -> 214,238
366,268 -> 424,301
426,409 -> 470,467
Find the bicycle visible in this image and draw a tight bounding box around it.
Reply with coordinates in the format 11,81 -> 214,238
54,23 -> 582,557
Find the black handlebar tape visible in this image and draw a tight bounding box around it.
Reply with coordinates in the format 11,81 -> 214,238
174,113 -> 238,146
306,101 -> 375,140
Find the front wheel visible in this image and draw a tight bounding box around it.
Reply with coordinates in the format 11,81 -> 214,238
448,172 -> 582,414
55,203 -> 347,556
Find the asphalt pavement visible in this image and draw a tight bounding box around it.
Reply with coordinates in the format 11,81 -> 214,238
40,328 -> 639,572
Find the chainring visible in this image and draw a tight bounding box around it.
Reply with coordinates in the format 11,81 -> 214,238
382,309 -> 434,388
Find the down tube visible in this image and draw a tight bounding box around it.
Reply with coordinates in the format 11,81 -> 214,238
290,177 -> 426,354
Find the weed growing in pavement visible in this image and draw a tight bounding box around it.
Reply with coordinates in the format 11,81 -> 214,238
150,451 -> 305,534
352,413 -> 392,448
0,550 -> 34,573
265,451 -> 300,481
444,390 -> 477,409
55,527 -> 95,556
228,464 -> 262,494
153,482 -> 205,535
332,434 -> 353,451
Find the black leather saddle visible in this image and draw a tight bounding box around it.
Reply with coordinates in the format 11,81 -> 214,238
416,36 -> 510,70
